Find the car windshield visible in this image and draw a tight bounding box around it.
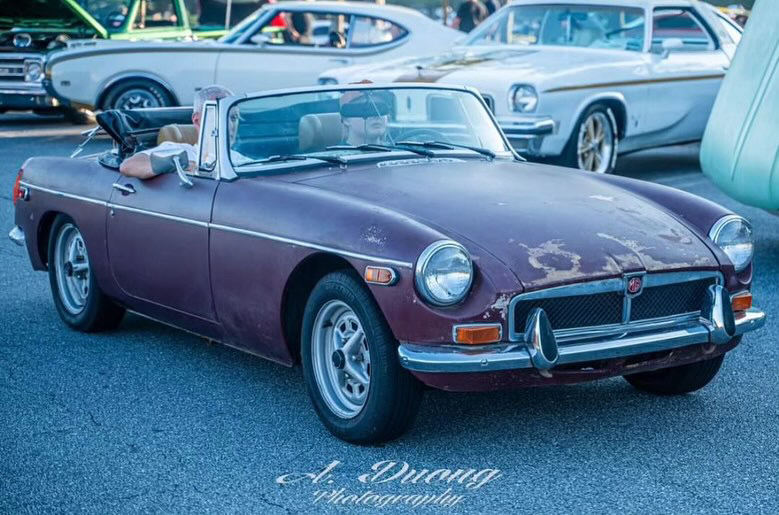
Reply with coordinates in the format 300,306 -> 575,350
466,4 -> 646,52
227,87 -> 511,170
76,0 -> 134,32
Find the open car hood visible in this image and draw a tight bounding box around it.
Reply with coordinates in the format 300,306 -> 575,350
0,0 -> 107,38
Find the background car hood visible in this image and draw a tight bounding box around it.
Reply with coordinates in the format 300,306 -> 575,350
297,160 -> 719,289
0,0 -> 107,38
324,45 -> 642,86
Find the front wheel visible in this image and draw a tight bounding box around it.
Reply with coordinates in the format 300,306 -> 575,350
558,103 -> 618,174
101,79 -> 173,111
623,350 -> 731,395
48,215 -> 125,332
301,271 -> 423,444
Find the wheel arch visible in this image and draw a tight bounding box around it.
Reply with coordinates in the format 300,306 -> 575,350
572,93 -> 628,140
35,210 -> 62,270
96,72 -> 180,110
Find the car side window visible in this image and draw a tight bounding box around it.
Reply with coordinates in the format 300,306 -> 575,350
250,11 -> 350,48
652,8 -> 715,52
349,16 -> 407,48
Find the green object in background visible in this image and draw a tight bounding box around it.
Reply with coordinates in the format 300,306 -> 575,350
700,0 -> 779,211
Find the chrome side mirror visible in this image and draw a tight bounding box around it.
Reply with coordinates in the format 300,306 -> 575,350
660,38 -> 684,58
150,150 -> 194,188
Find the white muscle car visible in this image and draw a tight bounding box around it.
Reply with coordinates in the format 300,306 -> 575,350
318,0 -> 743,173
44,1 -> 460,113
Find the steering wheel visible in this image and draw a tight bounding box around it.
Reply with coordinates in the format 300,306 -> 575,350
396,128 -> 447,143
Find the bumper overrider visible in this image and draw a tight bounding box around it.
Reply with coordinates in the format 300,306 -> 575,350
496,115 -> 555,155
398,284 -> 765,374
9,226 -> 25,247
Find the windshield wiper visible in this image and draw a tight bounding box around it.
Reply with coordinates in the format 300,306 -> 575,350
236,154 -> 346,167
396,140 -> 496,159
326,143 -> 435,158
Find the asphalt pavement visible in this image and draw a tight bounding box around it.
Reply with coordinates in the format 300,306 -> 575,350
0,113 -> 777,514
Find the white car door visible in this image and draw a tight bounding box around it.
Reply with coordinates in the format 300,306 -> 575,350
642,7 -> 730,145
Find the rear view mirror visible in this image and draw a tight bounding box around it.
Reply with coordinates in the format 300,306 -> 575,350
150,150 -> 194,188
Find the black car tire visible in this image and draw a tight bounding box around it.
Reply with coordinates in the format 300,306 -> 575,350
101,79 -> 174,111
623,348 -> 732,395
48,215 -> 125,332
558,103 -> 619,174
301,270 -> 423,444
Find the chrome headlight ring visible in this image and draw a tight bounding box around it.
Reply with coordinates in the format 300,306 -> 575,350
709,215 -> 754,273
24,59 -> 43,83
415,240 -> 474,307
510,84 -> 538,113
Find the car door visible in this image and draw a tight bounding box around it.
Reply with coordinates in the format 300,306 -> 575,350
106,172 -> 218,322
215,9 -> 354,92
643,7 -> 730,144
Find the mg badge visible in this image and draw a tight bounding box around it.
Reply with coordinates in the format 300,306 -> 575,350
627,276 -> 643,296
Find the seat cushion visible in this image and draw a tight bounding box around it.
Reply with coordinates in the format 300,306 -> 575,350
298,113 -> 343,152
157,124 -> 198,146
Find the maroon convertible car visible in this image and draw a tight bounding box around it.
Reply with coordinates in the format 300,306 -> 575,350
9,84 -> 766,443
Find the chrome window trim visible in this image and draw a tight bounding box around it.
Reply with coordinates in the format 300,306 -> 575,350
507,270 -> 724,342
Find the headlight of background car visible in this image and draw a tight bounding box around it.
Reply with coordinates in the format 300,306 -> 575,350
24,60 -> 43,82
709,215 -> 753,272
415,241 -> 473,306
510,85 -> 538,113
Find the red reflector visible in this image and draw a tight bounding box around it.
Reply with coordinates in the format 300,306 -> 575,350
364,266 -> 397,285
12,169 -> 23,206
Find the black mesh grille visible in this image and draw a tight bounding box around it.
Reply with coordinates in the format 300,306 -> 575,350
631,278 -> 715,321
513,292 -> 624,332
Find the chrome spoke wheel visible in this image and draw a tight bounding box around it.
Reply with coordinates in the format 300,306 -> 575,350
311,300 -> 371,419
114,88 -> 160,110
54,223 -> 90,315
577,111 -> 614,173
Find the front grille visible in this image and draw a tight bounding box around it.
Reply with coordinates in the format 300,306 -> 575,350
0,59 -> 25,81
513,292 -> 623,331
631,278 -> 716,321
511,273 -> 719,338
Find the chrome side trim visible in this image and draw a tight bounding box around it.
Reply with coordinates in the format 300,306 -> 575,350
507,271 -> 723,342
209,224 -> 414,269
8,225 -> 25,247
20,182 -> 107,206
398,307 -> 765,374
21,182 -> 413,268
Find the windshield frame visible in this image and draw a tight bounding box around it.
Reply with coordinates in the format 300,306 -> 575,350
218,83 -> 518,180
464,2 -> 652,53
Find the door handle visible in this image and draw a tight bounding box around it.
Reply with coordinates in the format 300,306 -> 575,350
112,183 -> 136,195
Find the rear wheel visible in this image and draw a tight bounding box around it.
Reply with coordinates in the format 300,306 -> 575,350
101,79 -> 173,111
558,103 -> 618,173
48,215 -> 125,332
301,271 -> 423,444
623,350 -> 730,395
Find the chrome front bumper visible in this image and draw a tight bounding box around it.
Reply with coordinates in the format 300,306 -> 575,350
497,116 -> 556,138
398,286 -> 765,374
8,226 -> 25,247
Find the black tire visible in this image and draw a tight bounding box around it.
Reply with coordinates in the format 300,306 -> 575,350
558,103 -> 619,174
48,215 -> 125,332
301,270 -> 423,444
101,79 -> 174,111
623,350 -> 730,395
62,107 -> 95,125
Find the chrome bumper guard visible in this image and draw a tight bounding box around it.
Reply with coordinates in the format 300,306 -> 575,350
498,116 -> 556,139
398,285 -> 766,374
8,225 -> 25,247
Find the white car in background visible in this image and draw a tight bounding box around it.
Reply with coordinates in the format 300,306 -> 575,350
319,0 -> 743,173
44,1 -> 460,113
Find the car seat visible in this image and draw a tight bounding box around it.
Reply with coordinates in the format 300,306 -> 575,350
157,124 -> 198,146
298,113 -> 343,152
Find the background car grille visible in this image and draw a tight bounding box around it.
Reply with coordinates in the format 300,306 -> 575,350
0,59 -> 25,82
512,276 -> 717,336
631,278 -> 717,321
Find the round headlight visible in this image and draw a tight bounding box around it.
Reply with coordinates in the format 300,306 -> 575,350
415,241 -> 473,307
24,60 -> 43,82
511,85 -> 538,113
709,215 -> 753,272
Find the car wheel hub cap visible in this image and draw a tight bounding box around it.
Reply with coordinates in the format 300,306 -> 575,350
54,223 -> 90,315
312,300 -> 371,419
116,89 -> 160,110
577,112 -> 614,173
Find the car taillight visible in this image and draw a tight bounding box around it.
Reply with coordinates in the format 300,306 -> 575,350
12,169 -> 23,206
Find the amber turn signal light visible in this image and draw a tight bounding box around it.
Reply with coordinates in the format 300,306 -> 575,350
731,291 -> 752,312
454,324 -> 502,345
364,266 -> 397,285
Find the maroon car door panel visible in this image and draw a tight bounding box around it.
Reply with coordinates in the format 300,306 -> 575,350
106,174 -> 218,322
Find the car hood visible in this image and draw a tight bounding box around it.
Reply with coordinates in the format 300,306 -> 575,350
325,45 -> 640,86
0,0 -> 107,38
298,159 -> 719,289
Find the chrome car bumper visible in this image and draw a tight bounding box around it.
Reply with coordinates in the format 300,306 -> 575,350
8,226 -> 25,247
398,286 -> 765,374
496,115 -> 556,156
0,82 -> 58,111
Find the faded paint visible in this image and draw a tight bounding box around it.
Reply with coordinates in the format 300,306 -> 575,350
520,240 -> 583,284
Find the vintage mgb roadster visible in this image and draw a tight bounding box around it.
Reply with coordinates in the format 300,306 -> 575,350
9,84 -> 765,443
